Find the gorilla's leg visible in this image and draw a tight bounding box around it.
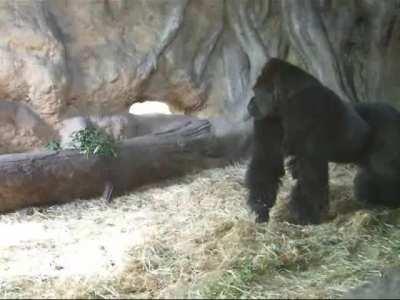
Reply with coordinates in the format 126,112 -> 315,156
288,157 -> 329,225
246,117 -> 284,223
353,168 -> 378,206
354,168 -> 400,207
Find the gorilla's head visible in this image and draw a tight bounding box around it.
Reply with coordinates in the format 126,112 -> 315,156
247,58 -> 283,120
247,58 -> 319,121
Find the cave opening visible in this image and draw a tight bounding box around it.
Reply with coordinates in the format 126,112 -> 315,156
129,100 -> 172,115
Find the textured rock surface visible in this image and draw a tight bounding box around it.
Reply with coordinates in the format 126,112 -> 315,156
0,101 -> 55,153
0,0 -> 399,153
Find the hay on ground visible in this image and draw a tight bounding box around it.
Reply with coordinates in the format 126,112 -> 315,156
0,162 -> 399,299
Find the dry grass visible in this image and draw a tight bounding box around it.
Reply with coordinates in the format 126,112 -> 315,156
0,162 -> 399,299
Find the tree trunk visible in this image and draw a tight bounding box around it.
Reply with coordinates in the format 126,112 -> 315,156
0,117 -> 252,213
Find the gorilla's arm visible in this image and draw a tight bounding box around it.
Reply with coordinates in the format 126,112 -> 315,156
288,157 -> 329,224
246,117 -> 284,222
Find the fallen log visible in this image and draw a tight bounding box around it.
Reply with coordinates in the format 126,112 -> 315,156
0,117 -> 252,213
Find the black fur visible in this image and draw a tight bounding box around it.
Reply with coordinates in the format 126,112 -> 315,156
353,102 -> 400,207
246,117 -> 284,222
246,58 -> 400,224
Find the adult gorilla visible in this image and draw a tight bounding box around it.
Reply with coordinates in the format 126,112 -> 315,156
245,58 -> 375,224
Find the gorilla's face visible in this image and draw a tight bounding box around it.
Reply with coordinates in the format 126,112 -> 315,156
246,58 -> 289,121
247,87 -> 277,120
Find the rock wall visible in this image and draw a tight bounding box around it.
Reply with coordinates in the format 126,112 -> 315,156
0,0 -> 399,153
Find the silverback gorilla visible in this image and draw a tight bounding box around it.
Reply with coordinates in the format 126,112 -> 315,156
246,58 -> 400,224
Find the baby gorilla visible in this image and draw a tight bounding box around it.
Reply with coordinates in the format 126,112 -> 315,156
246,58 -> 370,224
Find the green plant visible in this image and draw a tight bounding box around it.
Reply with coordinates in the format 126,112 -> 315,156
46,140 -> 61,151
70,126 -> 118,158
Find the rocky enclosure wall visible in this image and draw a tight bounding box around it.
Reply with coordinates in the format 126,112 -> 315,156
0,0 -> 399,153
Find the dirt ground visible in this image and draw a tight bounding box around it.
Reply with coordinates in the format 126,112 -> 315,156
0,162 -> 399,299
